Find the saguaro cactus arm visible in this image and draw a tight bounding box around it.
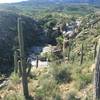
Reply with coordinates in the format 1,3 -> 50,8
14,50 -> 18,73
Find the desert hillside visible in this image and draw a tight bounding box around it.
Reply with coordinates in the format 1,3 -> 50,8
0,0 -> 100,100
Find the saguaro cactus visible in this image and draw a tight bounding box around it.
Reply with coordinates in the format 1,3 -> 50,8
18,60 -> 22,76
14,50 -> 18,73
17,17 -> 29,99
95,39 -> 100,100
94,42 -> 97,60
36,55 -> 39,68
80,43 -> 84,65
63,38 -> 69,60
68,41 -> 71,61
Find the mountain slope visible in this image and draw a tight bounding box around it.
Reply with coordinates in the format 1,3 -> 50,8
0,11 -> 42,74
0,0 -> 98,19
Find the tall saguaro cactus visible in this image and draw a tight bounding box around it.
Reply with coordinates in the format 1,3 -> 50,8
94,42 -> 97,60
36,55 -> 39,68
68,41 -> 71,61
17,18 -> 29,99
80,43 -> 84,65
63,38 -> 69,60
95,39 -> 100,100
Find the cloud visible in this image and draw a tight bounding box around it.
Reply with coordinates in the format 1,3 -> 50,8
0,0 -> 27,3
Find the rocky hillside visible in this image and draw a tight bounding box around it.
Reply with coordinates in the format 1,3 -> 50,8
0,1 -> 100,99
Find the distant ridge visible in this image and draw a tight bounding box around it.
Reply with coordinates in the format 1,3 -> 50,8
27,0 -> 100,5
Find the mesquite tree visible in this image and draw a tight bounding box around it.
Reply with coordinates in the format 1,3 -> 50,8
95,39 -> 100,100
17,17 -> 29,99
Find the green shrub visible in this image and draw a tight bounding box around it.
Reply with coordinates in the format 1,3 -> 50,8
4,93 -> 24,100
75,73 -> 92,90
56,36 -> 63,47
66,91 -> 77,100
54,94 -> 62,100
35,75 -> 61,100
85,90 -> 93,100
10,73 -> 20,85
50,63 -> 71,84
28,72 -> 37,80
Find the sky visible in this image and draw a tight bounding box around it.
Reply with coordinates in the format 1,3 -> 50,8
0,0 -> 28,3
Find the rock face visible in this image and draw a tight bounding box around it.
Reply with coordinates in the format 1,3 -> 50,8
0,11 -> 41,74
0,79 -> 8,89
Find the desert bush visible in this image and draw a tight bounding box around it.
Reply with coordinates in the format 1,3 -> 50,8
85,90 -> 93,100
4,93 -> 24,100
10,73 -> 20,85
66,91 -> 77,100
28,72 -> 37,80
35,77 -> 61,100
56,36 -> 63,47
75,73 -> 92,90
50,63 -> 71,84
